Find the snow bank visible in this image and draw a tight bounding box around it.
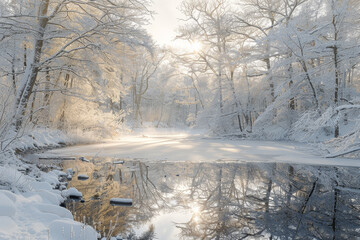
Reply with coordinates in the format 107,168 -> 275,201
3,127 -> 101,156
0,216 -> 18,235
0,128 -> 99,239
49,219 -> 98,240
9,128 -> 70,153
0,191 -> 16,216
0,178 -> 96,239
0,165 -> 31,192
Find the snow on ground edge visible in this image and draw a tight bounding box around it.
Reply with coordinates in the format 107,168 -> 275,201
0,128 -> 100,240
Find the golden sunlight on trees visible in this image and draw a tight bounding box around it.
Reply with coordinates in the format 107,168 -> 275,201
1,0 -> 360,155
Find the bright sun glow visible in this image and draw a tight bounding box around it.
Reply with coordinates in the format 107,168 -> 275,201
192,206 -> 200,214
189,41 -> 202,52
193,216 -> 200,223
191,205 -> 201,223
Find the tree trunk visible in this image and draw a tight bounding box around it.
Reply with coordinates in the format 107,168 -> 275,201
332,14 -> 341,138
333,44 -> 340,138
300,60 -> 319,109
12,0 -> 50,132
288,59 -> 295,110
11,54 -> 16,95
228,70 -> 243,132
217,32 -> 224,114
264,56 -> 274,102
218,72 -> 224,114
58,73 -> 70,130
28,86 -> 37,124
119,72 -> 124,123
44,67 -> 50,104
23,44 -> 27,71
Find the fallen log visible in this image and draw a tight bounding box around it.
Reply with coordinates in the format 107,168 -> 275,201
326,148 -> 360,158
39,157 -> 76,160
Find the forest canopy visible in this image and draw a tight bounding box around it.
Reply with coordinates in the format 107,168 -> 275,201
1,0 -> 360,156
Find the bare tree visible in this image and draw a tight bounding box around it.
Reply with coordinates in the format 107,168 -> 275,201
0,0 -> 151,134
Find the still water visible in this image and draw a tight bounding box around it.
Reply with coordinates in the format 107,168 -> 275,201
43,157 -> 360,239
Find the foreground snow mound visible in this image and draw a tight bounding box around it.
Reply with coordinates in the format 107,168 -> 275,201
0,165 -> 31,192
0,187 -> 96,239
49,219 -> 98,240
0,216 -> 18,235
0,191 -> 16,217
0,168 -> 96,240
0,127 -> 101,239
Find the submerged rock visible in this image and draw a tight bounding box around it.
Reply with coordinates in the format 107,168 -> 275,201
79,157 -> 90,162
110,198 -> 132,206
77,174 -> 89,180
113,160 -> 124,164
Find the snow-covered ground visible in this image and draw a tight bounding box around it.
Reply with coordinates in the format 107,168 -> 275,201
0,166 -> 98,240
0,128 -> 99,240
41,128 -> 360,167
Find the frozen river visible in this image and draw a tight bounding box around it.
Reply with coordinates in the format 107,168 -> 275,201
38,129 -> 360,167
28,129 -> 360,239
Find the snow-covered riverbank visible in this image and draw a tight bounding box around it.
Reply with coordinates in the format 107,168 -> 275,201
0,129 -> 99,240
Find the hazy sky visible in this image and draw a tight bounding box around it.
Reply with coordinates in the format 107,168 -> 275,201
146,0 -> 184,47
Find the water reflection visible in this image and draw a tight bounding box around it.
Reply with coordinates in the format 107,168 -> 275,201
57,159 -> 360,239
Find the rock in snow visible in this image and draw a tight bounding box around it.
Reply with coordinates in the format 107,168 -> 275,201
61,187 -> 82,198
113,160 -> 124,164
67,168 -> 75,175
51,169 -> 67,177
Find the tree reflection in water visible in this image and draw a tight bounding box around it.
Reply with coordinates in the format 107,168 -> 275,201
61,159 -> 360,239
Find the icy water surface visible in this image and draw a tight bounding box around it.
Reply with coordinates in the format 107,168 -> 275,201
41,157 -> 360,239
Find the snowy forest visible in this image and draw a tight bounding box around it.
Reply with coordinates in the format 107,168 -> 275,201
1,0 -> 360,239
1,0 -> 360,155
